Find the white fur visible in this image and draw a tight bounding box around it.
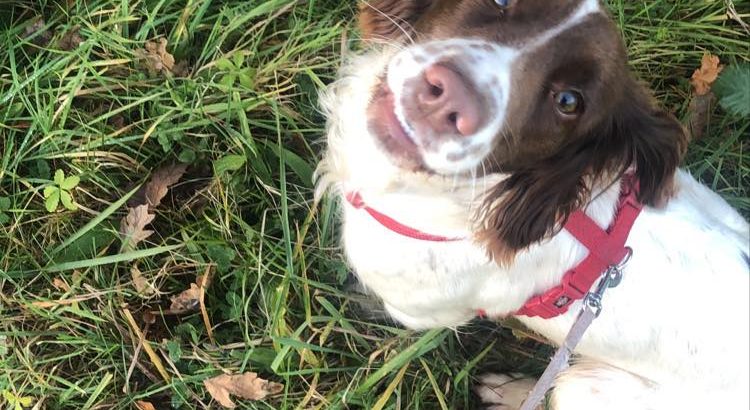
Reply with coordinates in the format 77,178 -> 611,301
387,40 -> 518,173
317,1 -> 750,407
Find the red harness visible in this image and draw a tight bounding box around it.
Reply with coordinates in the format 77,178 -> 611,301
345,175 -> 643,319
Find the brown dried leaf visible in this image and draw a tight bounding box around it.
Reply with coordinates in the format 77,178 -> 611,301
142,310 -> 157,324
203,373 -> 284,408
25,18 -> 52,47
58,26 -> 83,51
119,205 -> 155,251
136,38 -> 176,75
129,163 -> 188,209
131,265 -> 156,295
172,60 -> 190,77
687,92 -> 715,141
134,401 -> 157,410
691,53 -> 724,96
52,277 -> 70,292
145,164 -> 187,208
169,283 -> 201,314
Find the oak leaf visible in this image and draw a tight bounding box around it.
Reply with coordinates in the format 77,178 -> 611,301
136,38 -> 176,75
119,205 -> 155,251
25,18 -> 52,47
52,277 -> 70,292
169,283 -> 201,313
129,163 -> 188,209
58,26 -> 83,51
691,53 -> 723,96
134,401 -> 156,410
203,372 -> 283,408
131,265 -> 156,296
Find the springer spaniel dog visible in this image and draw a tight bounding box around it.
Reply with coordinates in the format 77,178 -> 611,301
317,0 -> 750,408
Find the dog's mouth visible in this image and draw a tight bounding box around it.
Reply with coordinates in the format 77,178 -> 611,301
367,81 -> 426,170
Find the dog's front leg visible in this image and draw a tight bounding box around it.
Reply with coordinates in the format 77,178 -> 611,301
549,360 -> 662,410
475,361 -> 658,410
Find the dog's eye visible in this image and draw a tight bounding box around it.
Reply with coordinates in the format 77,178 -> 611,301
493,0 -> 510,8
554,90 -> 583,116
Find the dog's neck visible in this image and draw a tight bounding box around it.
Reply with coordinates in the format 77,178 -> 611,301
321,153 -> 624,249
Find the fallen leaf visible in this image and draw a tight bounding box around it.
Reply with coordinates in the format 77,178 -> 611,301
213,155 -> 246,176
203,373 -> 283,408
128,164 -> 188,209
58,26 -> 83,51
686,92 -> 715,140
52,277 -> 70,292
172,60 -> 191,77
691,53 -> 723,96
131,265 -> 156,296
136,38 -> 176,75
25,18 -> 52,47
144,164 -> 188,208
169,283 -> 201,314
135,401 -> 157,410
119,205 -> 155,251
142,310 -> 156,324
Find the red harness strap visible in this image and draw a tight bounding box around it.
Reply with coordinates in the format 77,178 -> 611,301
345,175 -> 643,320
515,176 -> 642,319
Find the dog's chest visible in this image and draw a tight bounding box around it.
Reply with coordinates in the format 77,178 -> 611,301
341,195 -> 500,327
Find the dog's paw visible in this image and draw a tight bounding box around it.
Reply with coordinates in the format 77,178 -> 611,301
474,373 -> 538,410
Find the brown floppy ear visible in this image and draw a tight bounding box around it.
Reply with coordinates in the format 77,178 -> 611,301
619,89 -> 688,207
358,0 -> 432,40
478,84 -> 688,264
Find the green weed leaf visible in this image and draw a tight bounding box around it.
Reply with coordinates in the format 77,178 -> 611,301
61,175 -> 80,190
43,186 -> 57,198
45,189 -> 60,212
215,57 -> 235,71
239,72 -> 254,89
166,339 -> 182,363
213,154 -> 246,175
178,149 -> 196,163
219,74 -> 237,88
33,160 -> 51,180
714,63 -> 750,118
54,169 -> 65,185
60,190 -> 77,211
207,244 -> 236,273
232,52 -> 244,68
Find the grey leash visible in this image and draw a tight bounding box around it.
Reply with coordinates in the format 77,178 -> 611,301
519,249 -> 632,410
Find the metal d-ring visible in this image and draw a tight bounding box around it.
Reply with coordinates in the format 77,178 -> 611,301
585,246 -> 634,316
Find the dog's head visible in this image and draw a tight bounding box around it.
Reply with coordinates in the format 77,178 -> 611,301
337,0 -> 687,260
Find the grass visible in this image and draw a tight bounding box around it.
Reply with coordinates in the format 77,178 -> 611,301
0,0 -> 747,409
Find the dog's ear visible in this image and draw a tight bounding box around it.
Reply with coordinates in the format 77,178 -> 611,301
358,0 -> 432,40
615,87 -> 688,207
477,148 -> 591,265
477,83 -> 687,264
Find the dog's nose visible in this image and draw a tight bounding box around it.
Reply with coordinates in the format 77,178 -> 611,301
414,64 -> 484,137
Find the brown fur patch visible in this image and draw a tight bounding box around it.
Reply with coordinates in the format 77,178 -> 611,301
356,0 -> 688,260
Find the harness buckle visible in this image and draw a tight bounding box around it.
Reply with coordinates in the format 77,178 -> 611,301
585,246 -> 633,317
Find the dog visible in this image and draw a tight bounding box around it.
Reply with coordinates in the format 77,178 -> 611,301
316,0 -> 750,408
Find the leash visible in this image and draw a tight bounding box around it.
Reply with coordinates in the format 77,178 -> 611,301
519,247 -> 632,410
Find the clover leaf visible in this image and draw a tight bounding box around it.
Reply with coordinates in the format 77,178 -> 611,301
43,170 -> 80,212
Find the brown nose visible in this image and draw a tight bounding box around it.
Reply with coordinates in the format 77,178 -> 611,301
413,64 -> 484,137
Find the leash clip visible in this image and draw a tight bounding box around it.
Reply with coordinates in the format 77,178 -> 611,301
585,246 -> 632,317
